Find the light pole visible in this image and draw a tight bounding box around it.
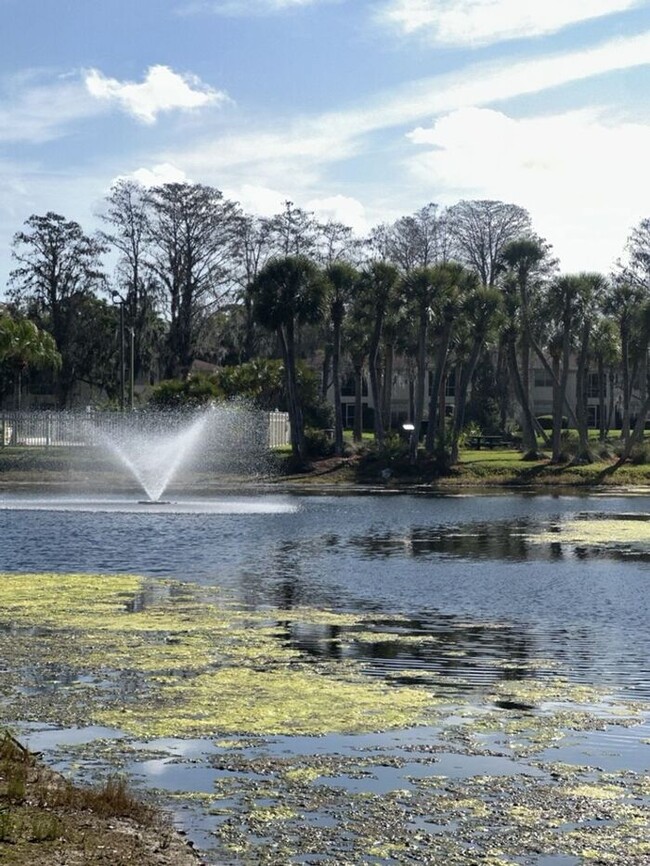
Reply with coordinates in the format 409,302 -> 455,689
111,290 -> 134,411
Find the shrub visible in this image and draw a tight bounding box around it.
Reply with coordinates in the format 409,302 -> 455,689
149,375 -> 222,408
303,427 -> 335,460
536,415 -> 568,430
629,445 -> 649,465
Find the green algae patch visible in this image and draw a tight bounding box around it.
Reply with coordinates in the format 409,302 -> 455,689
1,572 -> 143,627
97,667 -> 435,737
0,571 -> 439,739
562,783 -> 624,800
489,677 -> 606,707
249,805 -> 297,823
531,518 -> 650,548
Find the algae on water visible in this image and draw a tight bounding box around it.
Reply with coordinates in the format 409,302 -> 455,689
0,572 -> 436,738
3,571 -> 650,865
530,517 -> 650,548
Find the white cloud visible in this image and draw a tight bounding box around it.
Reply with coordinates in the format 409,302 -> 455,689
226,184 -> 287,215
405,106 -> 650,271
306,194 -> 368,234
342,30 -> 650,135
0,72 -> 101,143
161,30 -> 650,188
128,162 -> 191,187
84,65 -> 228,124
377,0 -> 643,46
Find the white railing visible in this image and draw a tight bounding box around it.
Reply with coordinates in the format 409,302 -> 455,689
0,409 -> 292,450
268,410 -> 290,448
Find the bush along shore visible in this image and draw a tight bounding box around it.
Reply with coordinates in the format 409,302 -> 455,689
275,434 -> 650,492
0,732 -> 204,866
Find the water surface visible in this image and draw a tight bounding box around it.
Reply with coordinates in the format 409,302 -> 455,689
2,491 -> 649,864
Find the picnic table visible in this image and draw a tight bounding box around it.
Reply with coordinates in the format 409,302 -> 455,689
467,434 -> 514,450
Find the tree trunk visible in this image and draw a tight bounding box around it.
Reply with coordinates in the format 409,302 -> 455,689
450,340 -> 482,463
381,342 -> 394,434
598,357 -> 606,442
332,318 -> 343,457
496,337 -> 509,431
353,361 -> 364,444
574,323 -> 592,463
607,368 -> 616,436
551,354 -> 564,463
368,315 -> 385,446
521,332 -> 531,418
321,343 -> 332,401
526,329 -> 580,432
425,324 -> 452,454
437,370 -> 448,452
506,335 -> 538,454
620,389 -> 650,462
550,326 -> 573,464
409,309 -> 428,464
621,325 -> 631,443
278,323 -> 305,463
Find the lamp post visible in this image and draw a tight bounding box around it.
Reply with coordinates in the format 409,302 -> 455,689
111,290 -> 134,411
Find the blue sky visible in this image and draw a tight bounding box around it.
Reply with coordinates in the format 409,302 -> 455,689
1,0 -> 650,291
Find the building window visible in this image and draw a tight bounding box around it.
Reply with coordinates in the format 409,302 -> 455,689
587,405 -> 600,428
534,368 -> 555,388
445,368 -> 456,398
586,372 -> 600,400
427,369 -> 456,397
341,375 -> 368,397
342,403 -> 355,427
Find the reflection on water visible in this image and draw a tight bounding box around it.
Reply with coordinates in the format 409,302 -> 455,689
349,517 -> 650,566
279,613 -> 543,695
1,492 -> 650,701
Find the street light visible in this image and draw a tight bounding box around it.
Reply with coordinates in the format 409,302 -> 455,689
111,290 -> 134,411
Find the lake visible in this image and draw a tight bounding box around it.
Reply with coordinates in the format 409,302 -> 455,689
1,491 -> 649,864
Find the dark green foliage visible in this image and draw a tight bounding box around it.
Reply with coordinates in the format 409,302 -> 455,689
303,427 -> 335,459
629,444 -> 649,465
214,358 -> 284,408
148,374 -> 222,408
355,435 -> 450,482
296,362 -> 333,429
536,415 -> 567,430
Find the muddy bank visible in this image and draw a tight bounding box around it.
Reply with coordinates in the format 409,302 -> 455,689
0,733 -> 204,866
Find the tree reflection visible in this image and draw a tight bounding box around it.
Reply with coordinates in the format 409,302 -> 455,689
278,609 -> 542,698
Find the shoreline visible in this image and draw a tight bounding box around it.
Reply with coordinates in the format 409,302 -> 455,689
0,733 -> 204,866
2,446 -> 650,497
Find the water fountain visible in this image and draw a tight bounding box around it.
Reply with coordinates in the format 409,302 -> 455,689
91,410 -> 213,503
0,405 -> 295,514
82,404 -> 282,510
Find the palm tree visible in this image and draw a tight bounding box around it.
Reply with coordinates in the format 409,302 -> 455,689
603,281 -> 645,445
500,236 -> 556,455
401,265 -> 466,463
0,315 -> 61,409
324,262 -> 359,456
400,267 -> 435,463
251,256 -> 327,463
543,275 -> 591,463
573,273 -> 608,463
356,262 -> 399,447
591,318 -> 620,440
449,287 -> 504,464
423,262 -> 475,455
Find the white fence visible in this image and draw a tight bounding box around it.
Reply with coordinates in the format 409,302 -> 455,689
0,410 -> 291,449
268,410 -> 290,448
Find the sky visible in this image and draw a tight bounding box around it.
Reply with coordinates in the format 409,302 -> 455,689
1,0 -> 650,292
